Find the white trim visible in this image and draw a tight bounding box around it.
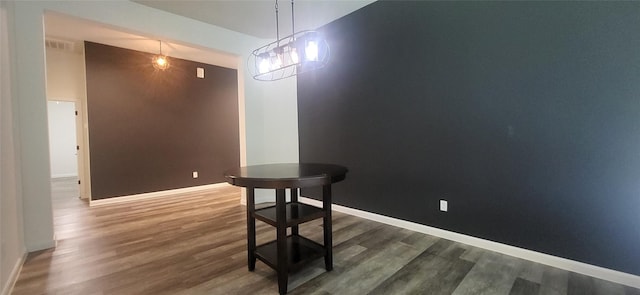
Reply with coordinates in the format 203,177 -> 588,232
298,196 -> 640,289
236,58 -> 247,206
1,251 -> 27,295
90,182 -> 231,207
51,173 -> 77,179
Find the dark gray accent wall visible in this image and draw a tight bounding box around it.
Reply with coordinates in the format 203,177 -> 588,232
85,42 -> 239,200
298,2 -> 640,275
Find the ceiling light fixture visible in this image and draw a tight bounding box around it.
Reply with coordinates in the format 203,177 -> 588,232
152,40 -> 170,71
248,0 -> 330,81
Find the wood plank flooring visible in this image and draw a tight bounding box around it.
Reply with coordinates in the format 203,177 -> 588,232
11,178 -> 640,294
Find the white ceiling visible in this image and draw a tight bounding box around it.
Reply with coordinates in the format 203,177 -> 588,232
44,11 -> 238,68
132,0 -> 375,39
43,0 -> 373,66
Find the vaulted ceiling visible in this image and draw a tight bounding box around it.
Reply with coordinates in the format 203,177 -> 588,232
43,1 -> 374,65
132,0 -> 374,39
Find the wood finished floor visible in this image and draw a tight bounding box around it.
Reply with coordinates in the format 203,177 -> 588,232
11,178 -> 640,295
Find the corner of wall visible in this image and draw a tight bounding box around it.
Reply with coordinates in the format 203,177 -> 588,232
1,2 -> 28,294
0,251 -> 26,295
11,0 -> 55,254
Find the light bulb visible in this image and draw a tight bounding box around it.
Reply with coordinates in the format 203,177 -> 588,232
259,57 -> 270,74
305,41 -> 318,61
290,47 -> 299,64
272,54 -> 283,69
156,57 -> 166,66
153,55 -> 170,70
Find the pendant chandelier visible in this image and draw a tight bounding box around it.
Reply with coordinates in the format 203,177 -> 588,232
152,40 -> 170,71
248,0 -> 330,81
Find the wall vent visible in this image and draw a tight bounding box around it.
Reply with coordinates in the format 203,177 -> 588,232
45,38 -> 75,52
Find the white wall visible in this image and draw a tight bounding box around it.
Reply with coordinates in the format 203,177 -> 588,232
1,1 -> 26,294
7,1 -> 299,254
47,101 -> 77,178
10,0 -> 55,254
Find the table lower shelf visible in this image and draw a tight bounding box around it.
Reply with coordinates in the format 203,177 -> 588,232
255,235 -> 326,272
254,202 -> 326,227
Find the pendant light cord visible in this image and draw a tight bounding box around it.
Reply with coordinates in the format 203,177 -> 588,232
275,0 -> 280,45
291,0 -> 295,35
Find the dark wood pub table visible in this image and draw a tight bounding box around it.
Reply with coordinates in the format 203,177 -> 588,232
224,163 -> 348,294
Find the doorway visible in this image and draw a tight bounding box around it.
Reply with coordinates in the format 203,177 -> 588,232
47,100 -> 80,200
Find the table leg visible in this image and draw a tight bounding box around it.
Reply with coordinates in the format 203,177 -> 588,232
246,187 -> 256,271
290,188 -> 299,236
276,188 -> 288,294
323,184 -> 333,271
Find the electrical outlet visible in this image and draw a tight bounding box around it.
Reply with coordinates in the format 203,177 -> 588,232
192,171 -> 198,178
440,200 -> 448,212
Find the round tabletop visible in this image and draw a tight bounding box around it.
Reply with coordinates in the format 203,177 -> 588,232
224,163 -> 348,189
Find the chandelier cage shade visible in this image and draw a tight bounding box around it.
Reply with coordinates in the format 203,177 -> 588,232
152,40 -> 170,70
248,0 -> 330,81
249,30 -> 329,81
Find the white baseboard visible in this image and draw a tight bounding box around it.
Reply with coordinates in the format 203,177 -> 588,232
1,251 -> 27,295
90,182 -> 232,207
51,173 -> 77,179
299,196 -> 640,289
